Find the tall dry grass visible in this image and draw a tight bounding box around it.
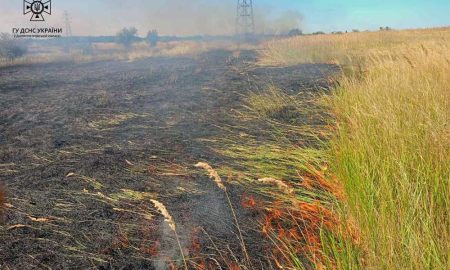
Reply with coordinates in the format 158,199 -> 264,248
259,28 -> 450,269
259,27 -> 450,67
329,43 -> 450,269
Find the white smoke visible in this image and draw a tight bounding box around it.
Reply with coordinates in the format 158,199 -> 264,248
0,0 -> 303,36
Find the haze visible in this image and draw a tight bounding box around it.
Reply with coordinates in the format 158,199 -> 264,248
1,0 -> 450,36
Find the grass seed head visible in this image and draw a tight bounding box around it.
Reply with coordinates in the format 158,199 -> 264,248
150,199 -> 176,231
258,177 -> 294,194
195,162 -> 226,191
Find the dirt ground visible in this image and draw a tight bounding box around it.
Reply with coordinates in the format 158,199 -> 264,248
0,50 -> 336,269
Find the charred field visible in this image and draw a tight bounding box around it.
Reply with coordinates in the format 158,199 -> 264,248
0,50 -> 337,269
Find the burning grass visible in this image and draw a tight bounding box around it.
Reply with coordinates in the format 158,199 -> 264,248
4,50 -> 325,268
6,31 -> 443,268
259,27 -> 450,269
204,83 -> 353,269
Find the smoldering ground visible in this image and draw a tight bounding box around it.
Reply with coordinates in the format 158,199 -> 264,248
0,50 -> 336,268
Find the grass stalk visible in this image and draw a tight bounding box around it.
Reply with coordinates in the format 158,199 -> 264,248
195,162 -> 252,268
151,199 -> 188,270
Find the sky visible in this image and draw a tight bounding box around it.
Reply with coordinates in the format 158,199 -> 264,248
1,0 -> 450,36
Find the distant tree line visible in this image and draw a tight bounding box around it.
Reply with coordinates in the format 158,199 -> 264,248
283,26 -> 392,37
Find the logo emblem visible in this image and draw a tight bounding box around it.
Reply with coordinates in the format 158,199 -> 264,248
24,0 -> 51,21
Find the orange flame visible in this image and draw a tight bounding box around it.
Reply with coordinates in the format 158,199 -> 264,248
255,165 -> 356,269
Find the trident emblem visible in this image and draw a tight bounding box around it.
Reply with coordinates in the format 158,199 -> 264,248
24,0 -> 51,21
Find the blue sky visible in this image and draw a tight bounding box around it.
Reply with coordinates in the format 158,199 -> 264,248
260,0 -> 450,32
2,0 -> 450,35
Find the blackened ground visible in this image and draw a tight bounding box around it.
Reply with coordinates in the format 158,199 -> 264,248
0,50 -> 337,269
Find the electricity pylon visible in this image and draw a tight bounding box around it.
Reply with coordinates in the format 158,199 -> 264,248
63,11 -> 72,53
236,0 -> 255,40
63,11 -> 72,37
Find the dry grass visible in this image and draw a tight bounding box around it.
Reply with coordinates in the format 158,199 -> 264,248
150,199 -> 176,232
207,84 -> 346,269
257,178 -> 294,195
0,40 -> 255,68
195,162 -> 226,191
259,27 -> 450,269
328,42 -> 450,269
259,27 -> 450,67
239,166 -> 353,270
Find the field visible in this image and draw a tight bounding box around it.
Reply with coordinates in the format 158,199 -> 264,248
0,48 -> 338,269
0,27 -> 449,270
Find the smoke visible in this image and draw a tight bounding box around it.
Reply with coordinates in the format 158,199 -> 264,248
73,0 -> 304,36
1,0 -> 303,36
137,1 -> 303,36
139,0 -> 236,36
257,10 -> 304,35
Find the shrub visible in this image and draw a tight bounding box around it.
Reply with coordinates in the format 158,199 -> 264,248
288,28 -> 303,37
115,27 -> 138,50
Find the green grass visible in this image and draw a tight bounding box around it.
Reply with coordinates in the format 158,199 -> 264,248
209,85 -> 344,269
260,28 -> 450,269
327,44 -> 450,269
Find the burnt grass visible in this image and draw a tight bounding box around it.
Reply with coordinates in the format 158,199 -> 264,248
0,50 -> 337,269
